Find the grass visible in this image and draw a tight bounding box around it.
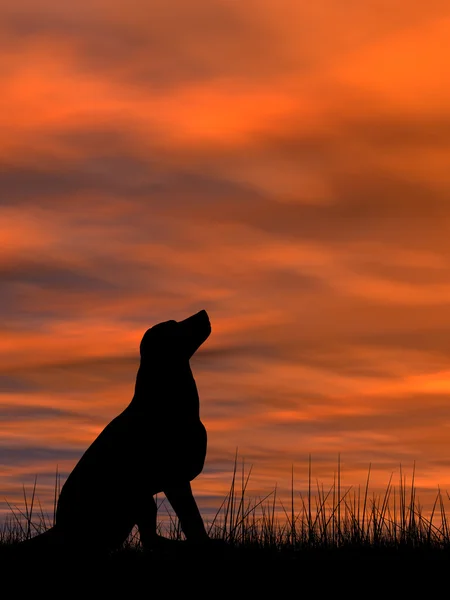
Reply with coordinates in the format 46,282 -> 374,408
2,452 -> 450,563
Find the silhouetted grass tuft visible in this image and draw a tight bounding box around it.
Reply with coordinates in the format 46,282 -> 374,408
3,453 -> 450,563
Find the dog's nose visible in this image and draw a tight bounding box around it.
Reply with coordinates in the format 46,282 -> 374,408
179,310 -> 209,326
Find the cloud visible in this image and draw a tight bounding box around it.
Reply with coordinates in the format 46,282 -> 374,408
0,444 -> 81,467
0,378 -> 40,394
0,257 -> 118,292
0,0 -> 308,88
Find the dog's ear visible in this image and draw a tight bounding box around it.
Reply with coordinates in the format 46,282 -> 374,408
139,320 -> 178,359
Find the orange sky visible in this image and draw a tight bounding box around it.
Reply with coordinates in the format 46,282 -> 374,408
2,0 -> 450,528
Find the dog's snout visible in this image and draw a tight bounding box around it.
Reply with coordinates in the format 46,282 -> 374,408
179,310 -> 210,330
179,310 -> 211,358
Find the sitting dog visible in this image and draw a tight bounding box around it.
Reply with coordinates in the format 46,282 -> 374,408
18,309 -> 212,556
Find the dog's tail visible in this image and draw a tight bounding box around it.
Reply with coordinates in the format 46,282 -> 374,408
18,525 -> 60,548
1,525 -> 98,578
2,525 -> 66,566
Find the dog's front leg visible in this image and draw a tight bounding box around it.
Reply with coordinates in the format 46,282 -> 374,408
136,496 -> 158,551
164,481 -> 209,544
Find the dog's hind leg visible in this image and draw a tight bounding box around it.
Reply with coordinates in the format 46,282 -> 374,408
136,495 -> 188,551
136,496 -> 158,550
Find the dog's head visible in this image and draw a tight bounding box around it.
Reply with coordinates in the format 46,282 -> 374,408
139,309 -> 211,363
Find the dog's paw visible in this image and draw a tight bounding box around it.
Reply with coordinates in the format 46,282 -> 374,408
146,534 -> 186,553
185,536 -> 230,555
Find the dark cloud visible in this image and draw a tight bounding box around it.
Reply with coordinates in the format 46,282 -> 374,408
170,187 -> 445,249
0,1 -> 295,87
4,469 -> 71,487
0,255 -> 133,327
0,163 -> 97,202
0,152 -> 260,208
428,458 -> 450,468
203,397 -> 260,422
264,399 -> 450,437
0,445 -> 82,466
1,354 -> 138,395
263,110 -> 450,158
352,329 -> 450,360
0,403 -> 91,420
239,442 -> 424,476
198,342 -> 395,379
3,112 -> 446,261
328,171 -> 448,219
0,258 -> 118,291
351,261 -> 450,286
0,377 -> 39,394
0,157 -> 160,203
240,110 -> 450,229
338,112 -> 450,150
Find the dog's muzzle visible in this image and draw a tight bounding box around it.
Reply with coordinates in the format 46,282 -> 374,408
178,310 -> 211,359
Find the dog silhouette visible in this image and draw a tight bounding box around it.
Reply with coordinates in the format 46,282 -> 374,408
18,309 -> 212,557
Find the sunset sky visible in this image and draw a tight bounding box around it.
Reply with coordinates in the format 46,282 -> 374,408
2,0 -> 450,527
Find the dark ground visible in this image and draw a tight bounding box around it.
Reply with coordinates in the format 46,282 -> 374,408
1,541 -> 448,595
